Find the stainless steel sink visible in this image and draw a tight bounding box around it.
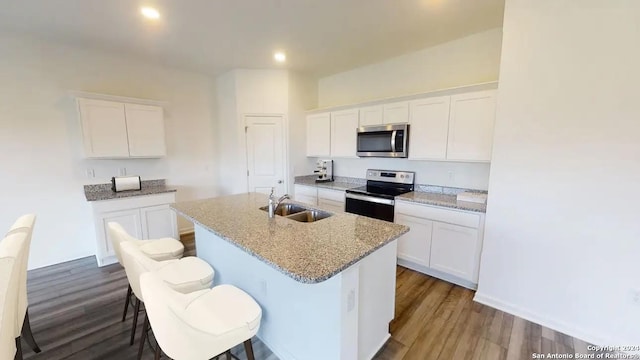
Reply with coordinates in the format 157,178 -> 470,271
285,210 -> 332,223
259,203 -> 332,223
259,203 -> 307,216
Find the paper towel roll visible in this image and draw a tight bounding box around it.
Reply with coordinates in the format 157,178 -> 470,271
111,176 -> 142,192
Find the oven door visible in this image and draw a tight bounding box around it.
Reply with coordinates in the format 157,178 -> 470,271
345,193 -> 395,222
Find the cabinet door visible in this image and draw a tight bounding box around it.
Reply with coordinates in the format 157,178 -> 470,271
395,214 -> 433,267
318,198 -> 344,213
447,90 -> 497,161
140,204 -> 178,240
359,105 -> 383,126
430,222 -> 479,282
99,209 -> 142,260
408,96 -> 450,160
78,98 -> 129,158
383,101 -> 409,124
306,113 -> 331,157
330,109 -> 359,158
294,185 -> 318,205
125,104 -> 166,158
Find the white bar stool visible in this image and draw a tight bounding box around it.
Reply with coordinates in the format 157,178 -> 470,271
140,271 -> 262,360
107,222 -> 185,323
6,215 -> 40,359
119,241 -> 214,347
0,231 -> 25,360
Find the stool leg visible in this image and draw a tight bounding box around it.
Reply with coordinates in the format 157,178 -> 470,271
21,309 -> 41,353
137,312 -> 149,360
122,285 -> 132,322
243,339 -> 255,360
154,343 -> 161,360
14,337 -> 23,360
130,298 -> 141,346
225,350 -> 232,360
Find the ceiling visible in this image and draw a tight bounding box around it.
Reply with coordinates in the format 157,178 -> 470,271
0,0 -> 505,77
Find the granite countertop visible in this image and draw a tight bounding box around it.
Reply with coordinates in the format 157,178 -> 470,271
84,179 -> 176,202
294,175 -> 364,191
396,192 -> 487,213
171,193 -> 409,284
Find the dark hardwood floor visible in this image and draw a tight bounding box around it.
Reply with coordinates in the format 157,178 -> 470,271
22,234 -> 599,360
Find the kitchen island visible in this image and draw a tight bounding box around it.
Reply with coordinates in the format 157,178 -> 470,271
172,193 -> 409,360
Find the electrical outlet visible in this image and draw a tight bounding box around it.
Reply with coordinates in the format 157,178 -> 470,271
85,168 -> 95,179
448,171 -> 455,181
118,167 -> 126,176
347,289 -> 356,312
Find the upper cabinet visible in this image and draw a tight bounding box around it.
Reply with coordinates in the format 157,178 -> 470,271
124,104 -> 166,158
78,98 -> 166,159
306,112 -> 331,157
447,90 -> 497,162
409,96 -> 451,160
358,105 -> 383,127
383,101 -> 409,124
330,109 -> 359,158
306,85 -> 497,162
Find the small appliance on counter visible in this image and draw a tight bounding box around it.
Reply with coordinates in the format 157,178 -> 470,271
111,176 -> 142,192
314,159 -> 334,183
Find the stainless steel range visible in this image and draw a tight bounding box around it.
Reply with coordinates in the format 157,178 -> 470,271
345,169 -> 415,222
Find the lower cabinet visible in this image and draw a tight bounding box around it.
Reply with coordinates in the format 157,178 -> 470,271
394,200 -> 484,289
293,184 -> 318,205
317,188 -> 345,213
90,192 -> 178,267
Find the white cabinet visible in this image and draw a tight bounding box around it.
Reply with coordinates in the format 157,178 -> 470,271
430,222 -> 480,282
395,200 -> 484,288
90,192 -> 178,267
383,101 -> 409,124
330,109 -> 359,158
78,99 -> 130,158
394,214 -> 433,267
125,104 -> 166,157
447,90 -> 497,161
78,98 -> 166,159
306,113 -> 331,157
317,188 -> 345,213
408,96 -> 451,160
359,105 -> 383,126
294,184 -> 318,205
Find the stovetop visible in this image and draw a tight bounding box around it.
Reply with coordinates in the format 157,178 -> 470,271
346,182 -> 414,200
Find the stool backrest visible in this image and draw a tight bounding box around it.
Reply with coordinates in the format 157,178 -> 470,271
6,214 -> 36,334
107,222 -> 137,265
0,231 -> 29,357
119,241 -> 161,300
140,272 -> 218,360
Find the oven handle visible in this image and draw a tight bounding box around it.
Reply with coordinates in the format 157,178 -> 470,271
346,193 -> 395,206
390,130 -> 397,151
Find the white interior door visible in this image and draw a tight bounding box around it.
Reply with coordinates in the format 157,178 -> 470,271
245,115 -> 286,195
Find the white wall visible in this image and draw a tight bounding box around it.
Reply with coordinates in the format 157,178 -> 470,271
318,28 -> 503,108
0,32 -> 218,269
216,69 -> 317,195
314,28 -> 502,189
476,0 -> 640,346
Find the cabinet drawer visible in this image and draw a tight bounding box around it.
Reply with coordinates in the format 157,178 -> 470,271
295,194 -> 317,206
318,188 -> 345,202
318,198 -> 344,213
395,201 -> 480,228
294,184 -> 318,197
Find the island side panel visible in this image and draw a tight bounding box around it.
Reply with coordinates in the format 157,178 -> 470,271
194,225 -> 354,360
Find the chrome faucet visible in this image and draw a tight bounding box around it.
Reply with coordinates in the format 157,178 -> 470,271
268,188 -> 290,218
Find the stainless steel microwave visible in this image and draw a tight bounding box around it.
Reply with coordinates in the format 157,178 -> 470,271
356,123 -> 409,158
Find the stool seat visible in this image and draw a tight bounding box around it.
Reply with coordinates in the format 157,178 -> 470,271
155,257 -> 214,294
139,238 -> 184,261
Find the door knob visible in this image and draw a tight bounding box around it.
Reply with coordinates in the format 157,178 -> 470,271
277,180 -> 283,184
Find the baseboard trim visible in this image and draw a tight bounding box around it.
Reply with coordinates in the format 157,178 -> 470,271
473,292 -> 615,346
397,259 -> 477,290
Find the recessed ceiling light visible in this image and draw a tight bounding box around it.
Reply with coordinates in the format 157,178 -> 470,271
141,7 -> 160,19
274,52 -> 286,63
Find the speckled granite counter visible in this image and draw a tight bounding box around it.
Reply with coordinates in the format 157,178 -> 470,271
396,192 -> 487,213
294,175 -> 364,191
84,179 -> 176,201
172,192 -> 409,283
